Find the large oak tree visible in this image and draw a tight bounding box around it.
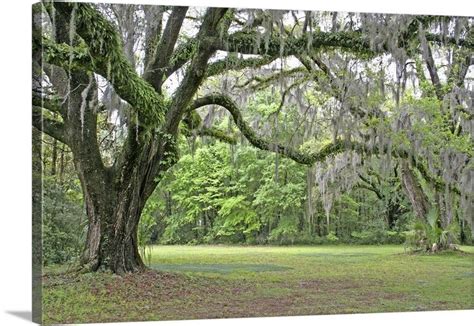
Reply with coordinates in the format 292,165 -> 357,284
33,2 -> 473,272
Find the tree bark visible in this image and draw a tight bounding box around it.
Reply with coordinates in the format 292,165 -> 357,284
77,130 -> 180,273
400,161 -> 430,221
79,180 -> 147,273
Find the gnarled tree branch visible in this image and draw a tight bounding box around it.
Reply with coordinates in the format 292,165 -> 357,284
32,95 -> 64,115
32,106 -> 68,144
143,6 -> 188,91
163,8 -> 229,134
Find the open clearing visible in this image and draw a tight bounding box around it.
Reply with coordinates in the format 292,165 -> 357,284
43,245 -> 474,324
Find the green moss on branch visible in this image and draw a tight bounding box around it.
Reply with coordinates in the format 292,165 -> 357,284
54,3 -> 166,130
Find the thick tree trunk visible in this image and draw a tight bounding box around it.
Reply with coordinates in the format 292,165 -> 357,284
80,192 -> 146,273
36,4 -> 227,274
77,130 -> 177,273
78,160 -> 158,273
77,151 -> 167,273
434,190 -> 457,247
400,161 -> 430,221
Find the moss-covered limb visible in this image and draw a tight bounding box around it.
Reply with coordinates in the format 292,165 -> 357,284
39,37 -> 95,72
236,66 -> 307,90
54,2 -> 166,129
162,16 -> 471,80
220,21 -> 471,59
198,127 -> 237,144
168,17 -> 465,80
189,93 -> 358,165
206,54 -> 277,78
32,106 -> 68,144
165,30 -> 372,79
32,95 -> 64,115
181,110 -> 237,145
143,6 -> 188,91
425,32 -> 474,50
163,39 -> 198,78
220,30 -> 375,57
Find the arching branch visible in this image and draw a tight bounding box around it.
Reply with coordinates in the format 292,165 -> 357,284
189,93 -> 358,165
188,93 -> 467,200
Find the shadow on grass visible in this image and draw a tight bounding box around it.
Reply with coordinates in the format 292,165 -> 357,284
298,252 -> 378,257
151,263 -> 292,274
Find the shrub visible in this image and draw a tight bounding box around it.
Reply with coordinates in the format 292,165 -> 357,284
326,231 -> 339,242
42,178 -> 86,265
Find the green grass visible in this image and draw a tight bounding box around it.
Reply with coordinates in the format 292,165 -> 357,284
42,245 -> 474,324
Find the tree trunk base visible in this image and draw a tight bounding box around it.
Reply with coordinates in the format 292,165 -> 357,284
76,258 -> 147,274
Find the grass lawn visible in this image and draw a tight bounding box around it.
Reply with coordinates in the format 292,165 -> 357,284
42,245 -> 474,324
